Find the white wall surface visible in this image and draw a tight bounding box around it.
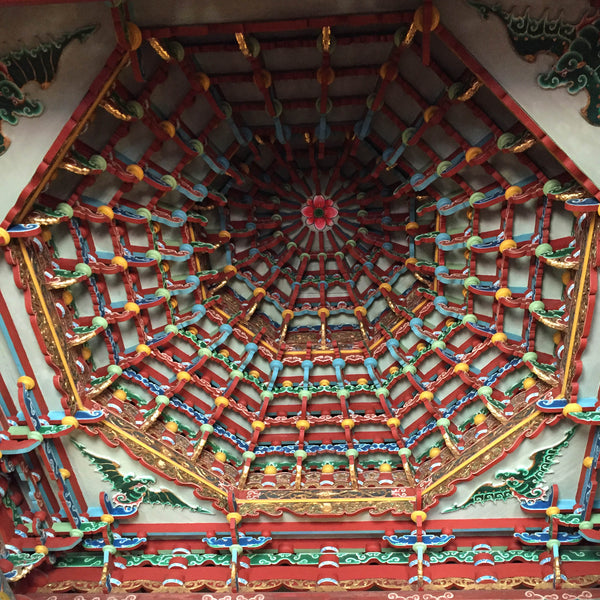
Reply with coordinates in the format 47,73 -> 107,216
438,0 -> 600,191
0,2 -> 115,222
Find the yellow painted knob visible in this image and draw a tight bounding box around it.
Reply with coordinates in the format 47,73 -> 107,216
414,5 -> 440,31
126,22 -> 142,50
411,509 -> 428,523
61,416 -> 79,428
264,465 -> 277,475
341,418 -> 355,429
165,421 -> 178,433
296,419 -> 310,430
379,463 -> 392,473
111,255 -> 128,269
125,302 -> 140,314
505,185 -> 522,200
499,239 -> 517,253
126,164 -> 144,181
34,545 -> 49,555
227,511 -> 242,524
423,106 -> 439,122
113,389 -> 127,401
252,420 -> 266,431
465,147 -> 482,163
98,205 -> 115,220
136,343 -> 152,355
522,377 -> 536,390
193,72 -> 211,92
454,362 -> 470,373
18,375 -> 36,390
0,228 -> 10,246
214,396 -> 230,408
160,121 -> 176,138
563,403 -> 582,416
215,451 -> 227,462
322,464 -> 335,474
473,413 -> 486,425
176,371 -> 192,382
379,62 -> 397,82
100,514 -> 114,524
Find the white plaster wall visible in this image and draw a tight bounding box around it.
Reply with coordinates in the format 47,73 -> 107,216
430,419 -> 586,519
66,431 -> 219,522
437,0 -> 600,190
0,2 -> 116,221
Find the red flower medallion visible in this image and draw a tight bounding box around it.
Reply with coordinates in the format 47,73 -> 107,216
301,195 -> 338,231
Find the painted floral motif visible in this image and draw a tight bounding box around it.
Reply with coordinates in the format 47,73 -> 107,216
301,195 -> 338,230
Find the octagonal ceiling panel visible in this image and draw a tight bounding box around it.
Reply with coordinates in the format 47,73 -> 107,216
1,3 -> 600,595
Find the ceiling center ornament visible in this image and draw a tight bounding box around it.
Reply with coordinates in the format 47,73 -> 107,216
301,194 -> 338,231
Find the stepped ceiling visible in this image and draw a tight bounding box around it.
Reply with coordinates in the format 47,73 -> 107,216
1,1 -> 600,596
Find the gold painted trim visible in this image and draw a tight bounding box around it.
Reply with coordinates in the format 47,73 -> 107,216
561,212 -> 596,398
101,420 -> 227,497
19,240 -> 84,409
238,494 -> 416,506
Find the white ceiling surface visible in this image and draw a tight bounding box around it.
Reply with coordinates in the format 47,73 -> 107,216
429,419 -> 587,520
65,430 -> 219,524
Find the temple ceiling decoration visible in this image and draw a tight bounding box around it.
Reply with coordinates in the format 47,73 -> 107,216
469,1 -> 600,126
0,26 -> 97,156
1,2 -> 600,596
